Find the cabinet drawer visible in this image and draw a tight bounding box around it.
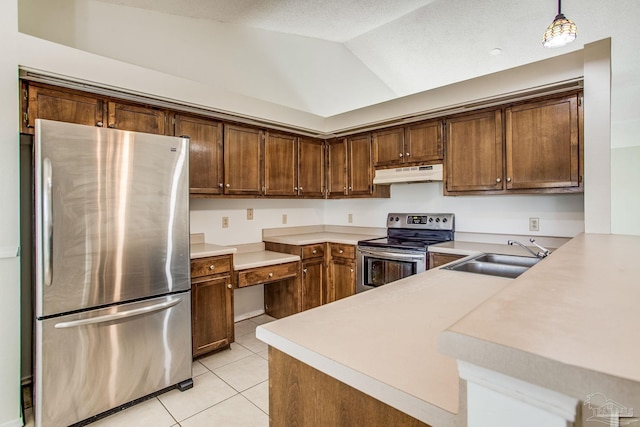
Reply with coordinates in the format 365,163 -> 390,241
237,262 -> 299,288
302,244 -> 325,260
191,256 -> 232,278
330,244 -> 355,259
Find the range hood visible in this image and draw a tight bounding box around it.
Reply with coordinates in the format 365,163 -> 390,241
373,164 -> 443,184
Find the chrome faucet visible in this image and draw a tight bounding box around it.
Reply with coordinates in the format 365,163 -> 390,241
508,239 -> 550,258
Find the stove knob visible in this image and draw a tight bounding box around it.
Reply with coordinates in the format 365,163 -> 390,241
395,217 -> 399,222
435,218 -> 440,222
428,217 -> 434,222
442,218 -> 448,223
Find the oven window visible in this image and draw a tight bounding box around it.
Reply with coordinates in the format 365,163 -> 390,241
364,256 -> 416,287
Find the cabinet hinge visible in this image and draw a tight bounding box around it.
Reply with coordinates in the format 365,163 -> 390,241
172,118 -> 176,125
23,111 -> 29,124
23,89 -> 28,101
579,175 -> 583,183
578,98 -> 582,107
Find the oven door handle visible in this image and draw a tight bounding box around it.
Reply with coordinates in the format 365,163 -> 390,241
358,249 -> 425,261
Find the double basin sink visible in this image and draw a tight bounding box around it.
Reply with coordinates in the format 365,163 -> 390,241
443,253 -> 542,279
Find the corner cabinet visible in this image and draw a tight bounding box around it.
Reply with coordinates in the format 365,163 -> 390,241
174,114 -> 224,196
327,135 -> 385,198
190,255 -> 234,358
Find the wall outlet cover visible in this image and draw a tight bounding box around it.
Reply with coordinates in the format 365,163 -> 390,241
529,217 -> 539,232
222,216 -> 229,228
282,214 -> 287,224
247,208 -> 254,220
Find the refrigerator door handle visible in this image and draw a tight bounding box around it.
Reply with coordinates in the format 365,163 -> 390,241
54,298 -> 183,329
42,157 -> 53,287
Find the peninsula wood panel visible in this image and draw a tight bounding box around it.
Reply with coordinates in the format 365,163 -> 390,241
505,94 -> 581,190
265,132 -> 298,196
107,101 -> 167,135
24,83 -> 105,133
223,124 -> 264,195
298,137 -> 326,197
174,114 -> 224,195
445,109 -> 503,193
269,347 -> 430,427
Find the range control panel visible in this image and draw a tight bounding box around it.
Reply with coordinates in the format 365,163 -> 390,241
386,213 -> 455,231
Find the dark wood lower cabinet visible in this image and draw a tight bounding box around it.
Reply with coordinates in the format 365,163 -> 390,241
269,347 -> 430,427
302,258 -> 324,310
328,259 -> 356,302
190,255 -> 234,358
264,276 -> 302,319
428,252 -> 466,268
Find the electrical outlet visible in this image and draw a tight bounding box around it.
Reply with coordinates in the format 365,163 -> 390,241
222,216 -> 229,228
348,213 -> 353,223
247,208 -> 254,220
282,214 -> 287,224
529,217 -> 539,232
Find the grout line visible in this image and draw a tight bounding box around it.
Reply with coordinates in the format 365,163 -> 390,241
156,397 -> 180,426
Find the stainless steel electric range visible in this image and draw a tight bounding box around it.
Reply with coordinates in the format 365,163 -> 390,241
356,213 -> 455,293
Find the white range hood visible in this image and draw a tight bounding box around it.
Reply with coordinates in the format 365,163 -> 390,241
373,164 -> 443,184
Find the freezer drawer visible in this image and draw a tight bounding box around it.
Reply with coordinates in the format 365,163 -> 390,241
34,293 -> 192,427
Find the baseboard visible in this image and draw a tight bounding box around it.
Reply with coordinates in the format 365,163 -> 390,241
234,309 -> 265,323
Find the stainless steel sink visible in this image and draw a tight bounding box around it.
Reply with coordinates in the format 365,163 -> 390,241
443,253 -> 541,279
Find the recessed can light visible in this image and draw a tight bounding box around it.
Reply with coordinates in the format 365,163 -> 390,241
490,48 -> 502,56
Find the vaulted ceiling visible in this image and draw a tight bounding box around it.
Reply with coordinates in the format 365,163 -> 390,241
19,0 -> 640,119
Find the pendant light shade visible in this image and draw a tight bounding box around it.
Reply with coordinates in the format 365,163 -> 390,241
542,0 -> 577,48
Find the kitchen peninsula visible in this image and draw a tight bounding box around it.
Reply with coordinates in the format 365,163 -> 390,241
256,233 -> 640,427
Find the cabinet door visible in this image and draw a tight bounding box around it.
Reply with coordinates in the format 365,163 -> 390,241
405,120 -> 443,163
107,101 -> 167,135
298,137 -> 325,197
505,95 -> 580,190
191,275 -> 233,357
348,134 -> 373,196
373,127 -> 405,167
25,84 -> 105,133
174,114 -> 223,195
330,260 -> 356,302
223,124 -> 264,195
302,259 -> 324,311
265,132 -> 298,196
445,110 -> 503,193
327,138 -> 348,196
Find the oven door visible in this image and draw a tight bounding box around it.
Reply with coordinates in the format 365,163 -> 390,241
356,247 -> 427,293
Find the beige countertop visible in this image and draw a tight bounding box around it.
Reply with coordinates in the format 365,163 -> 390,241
256,254 -> 515,426
439,233 -> 640,407
428,240 -> 552,257
190,242 -> 237,259
263,231 -> 382,246
234,251 -> 300,270
257,233 -> 640,424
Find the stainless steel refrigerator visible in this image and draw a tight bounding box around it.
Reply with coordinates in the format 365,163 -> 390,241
33,119 -> 192,427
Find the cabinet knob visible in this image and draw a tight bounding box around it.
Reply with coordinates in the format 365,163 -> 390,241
350,269 -> 354,273
209,265 -> 215,270
299,187 -> 303,191
399,153 -> 403,158
506,177 -> 512,182
312,250 -> 317,254
303,268 -> 308,274
294,187 -> 298,192
108,123 -> 116,128
227,283 -> 232,289
348,186 -> 352,190
96,121 -> 103,127
226,183 -> 231,188
218,183 -> 223,188
268,272 -> 273,278
406,152 -> 410,157
339,249 -> 344,254
496,178 -> 501,183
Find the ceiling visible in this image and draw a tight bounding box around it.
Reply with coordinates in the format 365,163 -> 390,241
20,0 -> 640,119
94,0 -> 439,42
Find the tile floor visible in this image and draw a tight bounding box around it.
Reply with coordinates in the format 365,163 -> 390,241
24,315 -> 275,427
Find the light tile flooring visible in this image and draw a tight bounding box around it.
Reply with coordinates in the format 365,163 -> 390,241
24,315 -> 275,427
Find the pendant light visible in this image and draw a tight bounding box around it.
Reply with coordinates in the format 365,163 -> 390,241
542,0 -> 577,48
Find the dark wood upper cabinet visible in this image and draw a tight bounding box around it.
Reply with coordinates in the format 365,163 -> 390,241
505,94 -> 581,190
23,83 -> 105,133
327,138 -> 348,196
264,132 -> 298,196
107,101 -> 167,135
223,124 -> 264,196
405,120 -> 443,164
298,137 -> 326,198
445,109 -> 504,193
348,134 -> 373,196
174,114 -> 223,195
372,127 -> 405,167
